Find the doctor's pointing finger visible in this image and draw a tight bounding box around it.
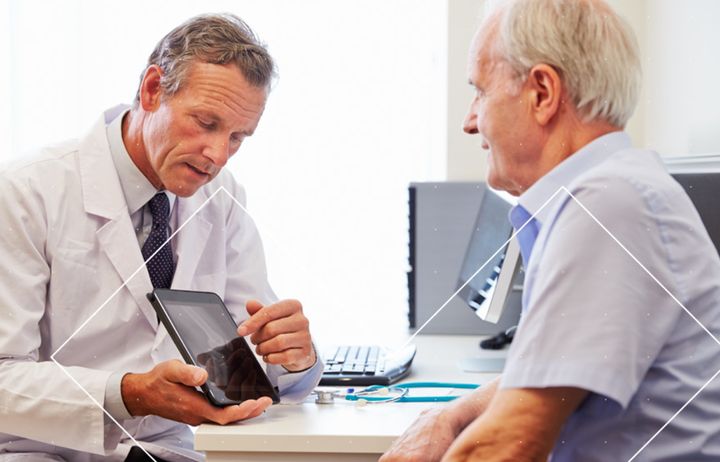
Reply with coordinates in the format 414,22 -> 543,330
238,299 -> 317,372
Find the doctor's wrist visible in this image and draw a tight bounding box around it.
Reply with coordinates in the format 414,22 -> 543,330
281,347 -> 317,373
121,372 -> 149,417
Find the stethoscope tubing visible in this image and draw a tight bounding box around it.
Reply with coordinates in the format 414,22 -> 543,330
344,382 -> 479,403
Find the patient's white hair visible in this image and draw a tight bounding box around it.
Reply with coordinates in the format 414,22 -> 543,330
494,0 -> 641,127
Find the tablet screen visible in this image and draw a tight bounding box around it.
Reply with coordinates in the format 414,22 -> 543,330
151,289 -> 279,405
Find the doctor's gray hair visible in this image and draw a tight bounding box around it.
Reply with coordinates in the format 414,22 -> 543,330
134,13 -> 275,105
494,0 -> 641,128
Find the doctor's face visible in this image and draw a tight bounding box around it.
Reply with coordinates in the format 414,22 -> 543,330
140,62 -> 267,197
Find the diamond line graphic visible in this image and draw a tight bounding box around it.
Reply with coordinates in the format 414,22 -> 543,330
50,185 -> 247,462
48,183 -> 720,460
403,185 -> 720,461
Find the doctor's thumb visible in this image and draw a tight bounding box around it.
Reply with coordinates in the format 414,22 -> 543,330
184,366 -> 208,386
166,361 -> 207,387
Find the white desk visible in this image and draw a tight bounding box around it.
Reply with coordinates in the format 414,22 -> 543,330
195,335 -> 504,462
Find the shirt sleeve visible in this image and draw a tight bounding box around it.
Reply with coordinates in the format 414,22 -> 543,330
266,346 -> 324,403
501,175 -> 684,410
104,371 -> 133,421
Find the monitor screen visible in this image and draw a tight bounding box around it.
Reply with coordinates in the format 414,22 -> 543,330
670,172 -> 720,255
457,187 -> 522,323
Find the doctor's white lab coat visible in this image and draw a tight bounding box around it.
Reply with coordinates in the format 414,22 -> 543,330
0,110 -> 321,461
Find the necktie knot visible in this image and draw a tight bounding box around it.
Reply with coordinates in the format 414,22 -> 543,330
142,192 -> 175,289
148,192 -> 170,229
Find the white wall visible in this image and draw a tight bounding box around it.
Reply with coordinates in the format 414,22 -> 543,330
641,0 -> 720,156
444,0 -> 487,181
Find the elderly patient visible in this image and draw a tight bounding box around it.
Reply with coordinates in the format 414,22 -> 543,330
0,13 -> 321,462
382,0 -> 720,461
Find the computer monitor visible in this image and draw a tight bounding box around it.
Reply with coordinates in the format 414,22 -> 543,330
670,173 -> 720,255
664,154 -> 720,255
457,187 -> 522,324
455,187 -> 521,373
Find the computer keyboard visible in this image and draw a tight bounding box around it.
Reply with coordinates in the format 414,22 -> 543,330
319,344 -> 417,386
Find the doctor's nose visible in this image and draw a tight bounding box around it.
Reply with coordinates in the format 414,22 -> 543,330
202,142 -> 231,169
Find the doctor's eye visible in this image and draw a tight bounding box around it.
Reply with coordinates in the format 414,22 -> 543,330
195,116 -> 217,131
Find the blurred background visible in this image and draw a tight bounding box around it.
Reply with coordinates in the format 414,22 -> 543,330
1,0 -> 718,346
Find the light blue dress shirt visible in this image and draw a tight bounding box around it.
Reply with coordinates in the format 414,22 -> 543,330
502,132 -> 720,460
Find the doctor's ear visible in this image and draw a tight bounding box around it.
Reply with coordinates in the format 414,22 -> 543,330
139,65 -> 164,112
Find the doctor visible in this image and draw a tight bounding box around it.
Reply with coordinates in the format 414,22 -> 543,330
0,13 -> 322,462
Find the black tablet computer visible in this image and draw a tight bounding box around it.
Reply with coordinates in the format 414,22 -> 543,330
147,289 -> 280,406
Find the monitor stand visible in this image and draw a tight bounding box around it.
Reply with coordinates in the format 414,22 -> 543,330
457,357 -> 506,373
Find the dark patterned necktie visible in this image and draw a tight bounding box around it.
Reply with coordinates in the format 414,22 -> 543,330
142,192 -> 175,289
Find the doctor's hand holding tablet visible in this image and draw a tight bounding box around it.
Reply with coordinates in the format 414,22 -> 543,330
122,291 -> 317,426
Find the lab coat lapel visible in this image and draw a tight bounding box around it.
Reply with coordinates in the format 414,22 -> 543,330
96,216 -> 158,328
79,114 -> 158,329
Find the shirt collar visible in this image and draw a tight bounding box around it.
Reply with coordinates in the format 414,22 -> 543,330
106,106 -> 176,215
516,131 -> 632,225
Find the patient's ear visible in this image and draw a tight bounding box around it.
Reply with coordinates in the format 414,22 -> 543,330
526,64 -> 562,126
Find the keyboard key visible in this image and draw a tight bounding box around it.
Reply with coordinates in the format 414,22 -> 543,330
357,346 -> 370,363
335,346 -> 349,364
368,346 -> 379,363
341,363 -> 366,374
347,346 -> 359,362
325,352 -> 337,365
325,364 -> 342,374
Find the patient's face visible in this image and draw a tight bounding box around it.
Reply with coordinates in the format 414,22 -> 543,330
462,25 -> 543,196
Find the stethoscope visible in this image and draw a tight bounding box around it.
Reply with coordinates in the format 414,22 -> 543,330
313,382 -> 479,405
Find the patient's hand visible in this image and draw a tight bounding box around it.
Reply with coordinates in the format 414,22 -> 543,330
121,359 -> 272,425
380,407 -> 462,462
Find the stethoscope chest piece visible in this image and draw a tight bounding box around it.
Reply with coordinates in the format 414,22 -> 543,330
313,389 -> 338,404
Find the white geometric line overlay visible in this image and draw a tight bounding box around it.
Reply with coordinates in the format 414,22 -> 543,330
50,186 -> 250,462
401,185 -> 720,461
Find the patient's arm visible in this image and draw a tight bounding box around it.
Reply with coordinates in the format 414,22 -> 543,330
441,386 -> 588,462
380,376 -> 500,462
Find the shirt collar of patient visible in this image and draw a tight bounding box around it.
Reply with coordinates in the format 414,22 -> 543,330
106,106 -> 177,214
516,131 -> 632,226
